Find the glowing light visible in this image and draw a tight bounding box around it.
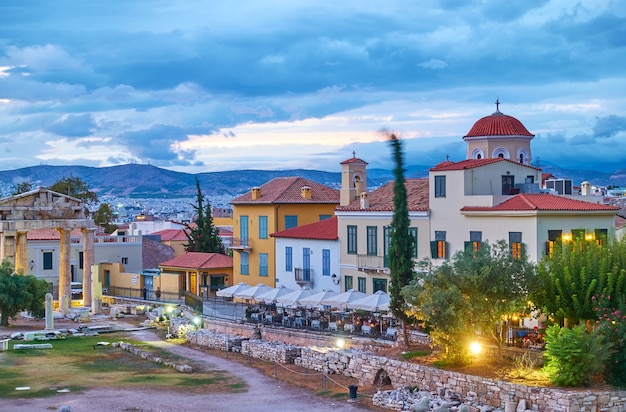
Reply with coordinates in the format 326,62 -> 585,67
192,316 -> 201,326
166,306 -> 174,314
470,342 -> 482,355
336,338 -> 345,349
562,233 -> 572,242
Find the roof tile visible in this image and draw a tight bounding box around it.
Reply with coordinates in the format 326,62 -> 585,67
461,193 -> 620,212
336,178 -> 429,212
231,176 -> 339,204
271,216 -> 338,240
159,252 -> 232,269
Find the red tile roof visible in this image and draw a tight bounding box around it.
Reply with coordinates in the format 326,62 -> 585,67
464,111 -> 534,138
231,176 -> 339,204
27,228 -> 84,240
430,158 -> 540,172
340,156 -> 368,165
152,228 -> 188,241
271,216 -> 338,240
461,193 -> 620,212
336,178 -> 429,212
159,252 -> 232,269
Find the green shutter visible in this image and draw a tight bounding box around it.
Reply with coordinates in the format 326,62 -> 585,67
430,241 -> 438,258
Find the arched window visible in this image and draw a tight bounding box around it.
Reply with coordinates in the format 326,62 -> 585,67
516,148 -> 529,165
471,148 -> 485,160
492,148 -> 510,159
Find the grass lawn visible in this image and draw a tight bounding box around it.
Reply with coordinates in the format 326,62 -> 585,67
0,333 -> 245,399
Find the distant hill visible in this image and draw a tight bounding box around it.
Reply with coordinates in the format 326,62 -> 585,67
0,163 -> 622,199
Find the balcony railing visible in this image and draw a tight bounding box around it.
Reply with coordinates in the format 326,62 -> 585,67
356,254 -> 387,272
229,238 -> 251,250
294,267 -> 313,287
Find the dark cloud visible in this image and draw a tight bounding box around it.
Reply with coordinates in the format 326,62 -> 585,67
45,114 -> 95,137
593,115 -> 626,138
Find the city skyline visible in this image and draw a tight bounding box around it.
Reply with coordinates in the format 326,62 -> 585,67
1,1 -> 625,174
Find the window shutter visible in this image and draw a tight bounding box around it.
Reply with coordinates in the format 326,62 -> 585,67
464,241 -> 472,252
545,241 -> 550,256
444,241 -> 449,259
430,241 -> 438,258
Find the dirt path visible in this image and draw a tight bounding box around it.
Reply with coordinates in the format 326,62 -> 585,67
2,328 -> 369,412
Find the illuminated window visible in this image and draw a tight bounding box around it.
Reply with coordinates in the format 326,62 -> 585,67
465,231 -> 482,255
595,228 -> 608,246
509,232 -> 522,259
545,230 -> 562,257
430,231 -> 447,259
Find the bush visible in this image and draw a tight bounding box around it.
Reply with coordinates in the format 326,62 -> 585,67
593,294 -> 626,388
542,324 -> 612,387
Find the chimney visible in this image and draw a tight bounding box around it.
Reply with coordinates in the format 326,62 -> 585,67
301,186 -> 312,200
251,187 -> 261,200
360,191 -> 369,209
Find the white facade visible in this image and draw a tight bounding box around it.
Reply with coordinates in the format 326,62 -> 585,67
274,237 -> 341,293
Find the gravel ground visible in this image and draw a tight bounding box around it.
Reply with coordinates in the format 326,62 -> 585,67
1,319 -> 370,412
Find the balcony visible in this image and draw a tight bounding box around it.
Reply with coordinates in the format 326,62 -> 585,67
294,267 -> 313,288
356,254 -> 388,273
229,238 -> 251,251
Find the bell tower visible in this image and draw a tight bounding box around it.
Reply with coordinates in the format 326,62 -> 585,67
340,152 -> 368,206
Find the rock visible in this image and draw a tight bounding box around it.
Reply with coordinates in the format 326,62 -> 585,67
410,397 -> 431,412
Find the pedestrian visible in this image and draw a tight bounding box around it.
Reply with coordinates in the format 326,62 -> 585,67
142,286 -> 147,300
155,287 -> 161,301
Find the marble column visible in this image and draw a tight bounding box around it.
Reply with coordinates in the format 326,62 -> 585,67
57,227 -> 72,314
45,293 -> 54,331
0,231 -> 5,262
15,230 -> 29,274
81,228 -> 95,307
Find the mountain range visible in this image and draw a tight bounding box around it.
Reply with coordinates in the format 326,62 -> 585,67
0,163 -> 623,199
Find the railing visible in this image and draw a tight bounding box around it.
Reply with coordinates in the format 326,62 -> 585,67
294,267 -> 312,282
229,238 -> 251,249
106,286 -> 181,302
356,254 -> 387,271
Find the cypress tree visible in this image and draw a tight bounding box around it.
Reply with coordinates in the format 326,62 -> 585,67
184,178 -> 224,254
387,134 -> 415,346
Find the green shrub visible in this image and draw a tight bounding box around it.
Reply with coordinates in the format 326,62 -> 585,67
542,324 -> 612,387
593,294 -> 626,388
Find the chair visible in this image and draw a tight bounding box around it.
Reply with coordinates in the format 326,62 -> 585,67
344,324 -> 355,333
361,325 -> 372,335
328,322 -> 337,332
294,317 -> 304,329
311,320 -> 321,330
385,327 -> 397,340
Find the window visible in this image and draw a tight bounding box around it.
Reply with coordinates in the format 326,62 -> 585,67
259,253 -> 268,277
434,175 -> 446,198
357,277 -> 366,293
322,249 -> 330,276
525,175 -> 535,184
259,216 -> 268,239
347,225 -> 357,254
344,275 -> 353,291
595,229 -> 608,246
409,227 -> 418,258
465,231 -> 482,254
509,232 -> 522,259
121,257 -> 129,265
285,247 -> 293,272
373,278 -> 387,293
240,252 -> 249,275
303,248 -> 310,273
430,231 -> 447,259
43,251 -> 53,270
285,215 -> 298,229
502,175 -> 515,195
319,214 -> 331,221
366,226 -> 377,256
104,270 -> 110,287
79,251 -> 84,269
383,226 -> 392,267
546,230 -> 562,257
240,216 -> 249,246
571,229 -> 585,241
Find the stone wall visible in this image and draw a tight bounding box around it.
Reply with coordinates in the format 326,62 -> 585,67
296,347 -> 626,412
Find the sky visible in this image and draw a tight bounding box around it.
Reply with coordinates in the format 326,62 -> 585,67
0,1 -> 625,174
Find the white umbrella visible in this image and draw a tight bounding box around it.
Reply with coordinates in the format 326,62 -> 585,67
255,285 -> 296,304
320,289 -> 368,309
274,287 -> 315,307
234,283 -> 274,300
216,282 -> 250,298
298,290 -> 339,308
347,290 -> 390,311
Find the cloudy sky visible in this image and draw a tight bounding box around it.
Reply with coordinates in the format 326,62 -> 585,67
1,1 -> 624,174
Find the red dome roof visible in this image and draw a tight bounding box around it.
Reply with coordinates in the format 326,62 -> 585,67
464,111 -> 534,138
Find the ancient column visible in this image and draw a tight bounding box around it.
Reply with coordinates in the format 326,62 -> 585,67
57,227 -> 72,315
15,230 -> 29,274
81,227 -> 95,307
45,293 -> 54,331
0,231 -> 5,262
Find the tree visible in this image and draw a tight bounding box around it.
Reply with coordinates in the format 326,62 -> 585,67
387,133 -> 416,347
0,260 -> 49,326
184,178 -> 224,254
93,203 -> 118,234
11,181 -> 34,195
532,237 -> 626,326
405,240 -> 536,364
50,176 -> 98,214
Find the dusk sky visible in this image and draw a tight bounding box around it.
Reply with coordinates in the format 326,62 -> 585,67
1,1 -> 624,174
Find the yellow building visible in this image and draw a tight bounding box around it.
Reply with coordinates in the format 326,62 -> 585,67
230,176 -> 339,287
159,252 -> 233,298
